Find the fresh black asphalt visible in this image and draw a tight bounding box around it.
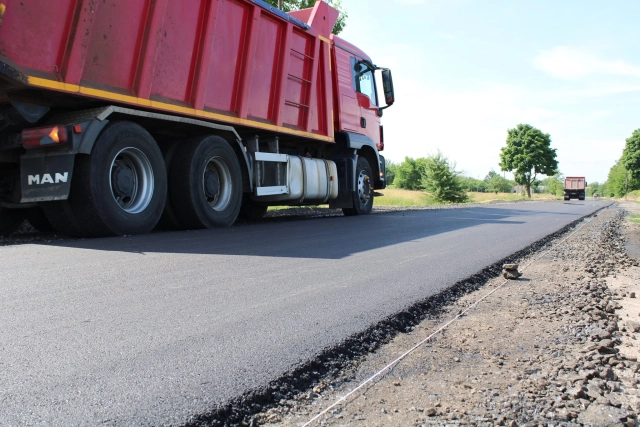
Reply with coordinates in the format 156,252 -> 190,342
0,201 -> 609,426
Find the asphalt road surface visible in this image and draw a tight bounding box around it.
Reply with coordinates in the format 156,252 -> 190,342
0,200 -> 609,426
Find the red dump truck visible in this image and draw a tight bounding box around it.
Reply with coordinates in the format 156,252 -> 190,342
0,0 -> 394,237
564,176 -> 586,201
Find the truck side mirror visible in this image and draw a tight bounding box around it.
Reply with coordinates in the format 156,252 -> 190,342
382,69 -> 395,106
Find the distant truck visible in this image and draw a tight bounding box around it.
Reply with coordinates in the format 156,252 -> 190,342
0,0 -> 395,237
564,177 -> 587,201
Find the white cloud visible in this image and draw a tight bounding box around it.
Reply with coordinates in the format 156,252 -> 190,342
393,0 -> 425,4
564,85 -> 640,98
534,46 -> 640,80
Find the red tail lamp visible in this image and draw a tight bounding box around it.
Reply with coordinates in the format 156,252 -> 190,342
21,125 -> 69,149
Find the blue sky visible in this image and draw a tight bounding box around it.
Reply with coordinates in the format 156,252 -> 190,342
337,0 -> 640,183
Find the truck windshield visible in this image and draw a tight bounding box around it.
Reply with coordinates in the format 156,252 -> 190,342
352,59 -> 378,106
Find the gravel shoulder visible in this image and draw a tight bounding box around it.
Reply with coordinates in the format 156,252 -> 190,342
253,204 -> 640,427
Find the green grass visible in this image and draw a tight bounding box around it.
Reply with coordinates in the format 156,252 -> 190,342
623,190 -> 640,203
264,189 -> 560,211
629,213 -> 640,224
466,192 -> 558,203
373,188 -> 435,206
266,205 -> 315,211
375,189 -> 558,206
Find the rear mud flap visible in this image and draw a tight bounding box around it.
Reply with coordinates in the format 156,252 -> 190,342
20,154 -> 75,202
329,157 -> 355,209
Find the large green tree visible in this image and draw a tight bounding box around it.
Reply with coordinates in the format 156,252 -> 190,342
499,124 -> 558,198
264,0 -> 347,34
622,129 -> 640,180
393,157 -> 427,190
606,158 -> 640,198
422,152 -> 468,203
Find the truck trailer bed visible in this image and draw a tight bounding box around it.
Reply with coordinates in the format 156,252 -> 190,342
0,0 -> 337,143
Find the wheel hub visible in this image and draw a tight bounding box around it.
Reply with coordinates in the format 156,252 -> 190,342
204,170 -> 219,199
109,148 -> 154,214
357,172 -> 371,205
111,165 -> 134,198
203,156 -> 232,211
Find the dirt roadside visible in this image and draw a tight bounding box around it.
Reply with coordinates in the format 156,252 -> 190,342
252,204 -> 640,427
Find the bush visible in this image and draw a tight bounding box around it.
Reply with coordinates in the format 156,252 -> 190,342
393,157 -> 427,190
459,176 -> 487,192
422,152 -> 468,203
486,175 -> 514,194
385,159 -> 397,187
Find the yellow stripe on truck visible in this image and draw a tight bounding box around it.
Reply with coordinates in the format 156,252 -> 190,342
27,76 -> 336,143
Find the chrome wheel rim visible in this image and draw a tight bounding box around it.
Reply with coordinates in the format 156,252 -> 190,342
357,170 -> 372,206
202,156 -> 232,211
109,147 -> 154,214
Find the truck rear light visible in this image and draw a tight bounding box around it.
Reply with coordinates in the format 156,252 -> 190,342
21,125 -> 69,149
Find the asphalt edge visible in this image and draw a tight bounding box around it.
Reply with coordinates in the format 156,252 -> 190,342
184,202 -> 615,427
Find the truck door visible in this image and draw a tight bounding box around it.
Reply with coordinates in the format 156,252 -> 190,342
334,46 -> 381,148
351,58 -> 381,147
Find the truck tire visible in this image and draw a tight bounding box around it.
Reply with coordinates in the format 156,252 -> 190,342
343,156 -> 374,216
169,135 -> 242,229
45,122 -> 167,237
0,207 -> 24,236
238,195 -> 268,220
26,207 -> 54,232
156,141 -> 183,230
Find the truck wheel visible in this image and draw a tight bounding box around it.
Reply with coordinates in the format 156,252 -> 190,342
0,207 -> 24,236
26,207 -> 54,232
238,195 -> 268,220
343,156 -> 374,216
45,122 -> 167,237
156,141 -> 183,230
169,135 -> 242,229
43,200 -> 88,237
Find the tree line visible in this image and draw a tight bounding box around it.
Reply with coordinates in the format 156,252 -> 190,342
386,157 -> 567,202
387,126 -> 640,202
386,123 -> 561,203
586,129 -> 640,198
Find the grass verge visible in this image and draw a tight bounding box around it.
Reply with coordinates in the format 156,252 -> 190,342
628,213 -> 640,224
265,189 -> 560,211
376,188 -> 558,206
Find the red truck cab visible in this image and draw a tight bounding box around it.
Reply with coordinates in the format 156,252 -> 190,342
333,37 -> 383,149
